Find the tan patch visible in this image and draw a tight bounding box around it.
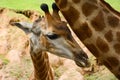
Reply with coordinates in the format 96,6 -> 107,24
72,0 -> 81,3
96,37 -> 109,53
85,44 -> 99,57
103,60 -> 112,70
107,15 -> 119,27
59,0 -> 67,9
91,11 -> 106,31
107,57 -> 119,67
104,30 -> 113,42
116,31 -> 120,42
75,22 -> 92,41
82,2 -> 98,17
113,43 -> 120,54
62,6 -> 80,26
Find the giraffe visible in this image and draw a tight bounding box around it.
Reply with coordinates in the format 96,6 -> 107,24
11,3 -> 90,80
54,0 -> 120,79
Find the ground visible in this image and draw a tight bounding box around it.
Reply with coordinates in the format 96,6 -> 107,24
0,7 -> 118,80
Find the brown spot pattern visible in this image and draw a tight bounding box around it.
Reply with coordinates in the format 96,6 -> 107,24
119,67 -> 120,71
91,11 -> 106,31
59,0 -> 67,9
82,2 -> 98,17
96,37 -> 109,53
90,0 -> 97,3
116,31 -> 120,42
85,44 -> 99,57
107,15 -> 119,27
113,43 -> 120,54
103,8 -> 109,14
72,0 -> 81,3
107,57 -> 119,67
75,22 -> 92,41
104,30 -> 113,42
62,6 -> 79,26
103,60 -> 112,70
116,74 -> 120,79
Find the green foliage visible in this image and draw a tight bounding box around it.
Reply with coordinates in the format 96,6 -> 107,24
105,0 -> 120,11
0,0 -> 54,13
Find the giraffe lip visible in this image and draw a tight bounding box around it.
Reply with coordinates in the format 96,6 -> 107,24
74,58 -> 90,67
74,51 -> 90,67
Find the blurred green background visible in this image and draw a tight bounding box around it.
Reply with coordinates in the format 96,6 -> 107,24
0,0 -> 120,12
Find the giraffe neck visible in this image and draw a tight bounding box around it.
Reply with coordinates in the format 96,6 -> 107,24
55,0 -> 120,79
29,34 -> 54,80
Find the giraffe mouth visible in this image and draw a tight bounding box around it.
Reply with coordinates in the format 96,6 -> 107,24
74,51 -> 90,67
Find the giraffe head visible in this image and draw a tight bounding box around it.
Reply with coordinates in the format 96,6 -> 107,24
11,3 -> 90,67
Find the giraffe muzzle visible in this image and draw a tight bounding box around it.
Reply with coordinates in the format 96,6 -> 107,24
74,50 -> 90,67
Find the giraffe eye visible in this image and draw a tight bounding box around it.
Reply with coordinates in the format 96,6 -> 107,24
46,34 -> 59,40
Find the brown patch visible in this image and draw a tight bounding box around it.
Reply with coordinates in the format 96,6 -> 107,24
59,0 -> 67,9
103,60 -> 112,70
116,74 -> 120,79
82,2 -> 98,17
102,8 -> 109,14
116,31 -> 120,42
75,22 -> 92,41
62,6 -> 79,26
104,30 -> 113,42
113,43 -> 120,54
91,11 -> 106,31
107,57 -> 119,67
55,0 -> 59,3
107,15 -> 119,27
96,37 -> 109,53
85,44 -> 99,57
119,67 -> 120,72
72,0 -> 81,3
90,0 -> 97,3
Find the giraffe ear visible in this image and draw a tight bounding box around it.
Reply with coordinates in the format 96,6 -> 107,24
11,22 -> 33,34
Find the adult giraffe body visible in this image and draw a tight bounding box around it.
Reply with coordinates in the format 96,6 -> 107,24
55,0 -> 120,79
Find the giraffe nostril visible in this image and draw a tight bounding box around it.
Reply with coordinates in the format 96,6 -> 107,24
74,51 -> 90,67
81,51 -> 88,59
